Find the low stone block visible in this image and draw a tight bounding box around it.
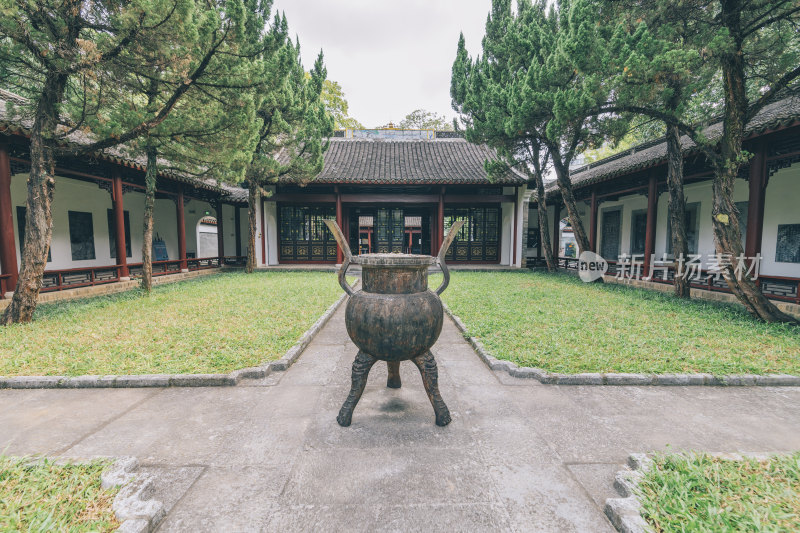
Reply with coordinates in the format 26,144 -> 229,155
169,374 -> 235,387
604,373 -> 653,386
653,374 -> 692,386
114,375 -> 171,388
554,373 -> 604,385
230,367 -> 266,381
7,376 -> 66,388
270,359 -> 289,372
756,374 -> 800,386
509,366 -> 545,380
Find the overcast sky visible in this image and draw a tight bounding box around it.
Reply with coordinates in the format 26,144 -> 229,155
273,0 -> 492,129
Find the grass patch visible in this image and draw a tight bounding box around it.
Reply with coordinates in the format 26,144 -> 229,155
639,452 -> 800,532
0,456 -> 119,532
0,271 -> 347,376
437,271 -> 800,375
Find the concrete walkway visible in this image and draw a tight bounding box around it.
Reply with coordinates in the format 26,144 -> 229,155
2,307 -> 799,532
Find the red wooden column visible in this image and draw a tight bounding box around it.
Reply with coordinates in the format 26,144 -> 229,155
589,189 -> 598,253
260,196 -> 267,266
0,143 -> 18,293
335,185 -> 343,263
437,186 -> 445,251
176,186 -> 187,271
643,175 -> 659,275
512,186 -> 518,266
552,203 -> 561,260
111,173 -> 130,279
215,201 -> 225,262
745,142 -> 767,260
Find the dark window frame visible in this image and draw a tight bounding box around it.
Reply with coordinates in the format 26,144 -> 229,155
68,210 -> 96,261
16,206 -> 51,262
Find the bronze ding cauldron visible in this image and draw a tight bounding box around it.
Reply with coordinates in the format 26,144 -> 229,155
324,219 -> 465,427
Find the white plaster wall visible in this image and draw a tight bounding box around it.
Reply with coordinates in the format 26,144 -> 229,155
10,173 -> 181,269
761,165 -> 800,277
501,202 -> 513,266
529,204 -> 558,255
262,187 -> 279,265
184,199 -> 215,258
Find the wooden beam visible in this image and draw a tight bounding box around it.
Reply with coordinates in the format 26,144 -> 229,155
111,173 -> 129,279
335,186 -> 343,263
553,203 -> 561,260
444,194 -> 516,204
0,144 -> 18,293
264,193 -> 336,203
260,197 -> 267,265
512,187 -> 518,266
216,201 -> 225,261
341,193 -> 439,204
643,175 -> 658,275
438,187 -> 445,251
589,190 -> 598,253
745,142 -> 767,259
177,185 -> 187,271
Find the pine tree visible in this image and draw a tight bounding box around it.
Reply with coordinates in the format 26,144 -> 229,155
243,21 -> 333,272
580,0 -> 718,298
597,0 -> 800,322
88,0 -> 269,291
451,0 -> 627,268
0,0 -> 258,323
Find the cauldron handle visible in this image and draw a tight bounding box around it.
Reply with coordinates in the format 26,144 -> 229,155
434,220 -> 465,296
324,219 -> 355,296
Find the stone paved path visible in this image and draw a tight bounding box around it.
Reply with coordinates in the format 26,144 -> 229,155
2,307 -> 800,531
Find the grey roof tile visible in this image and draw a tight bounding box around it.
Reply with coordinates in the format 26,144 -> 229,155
546,92 -> 800,198
282,138 -> 526,185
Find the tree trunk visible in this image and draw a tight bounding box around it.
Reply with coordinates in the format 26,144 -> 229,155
710,0 -> 796,323
665,124 -> 690,298
246,181 -> 259,273
550,151 -> 591,255
532,175 -> 554,272
1,74 -> 65,325
140,146 -> 158,293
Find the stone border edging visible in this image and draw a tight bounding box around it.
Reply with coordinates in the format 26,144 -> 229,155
0,281 -> 356,390
604,451 -> 781,533
102,457 -> 166,533
442,302 -> 800,387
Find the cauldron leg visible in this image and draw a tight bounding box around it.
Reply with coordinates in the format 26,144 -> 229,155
337,350 -> 377,427
386,361 -> 402,389
412,351 -> 451,427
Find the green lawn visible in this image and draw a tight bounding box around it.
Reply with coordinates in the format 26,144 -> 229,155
0,271 -> 346,377
638,452 -> 800,532
438,271 -> 800,375
0,456 -> 119,532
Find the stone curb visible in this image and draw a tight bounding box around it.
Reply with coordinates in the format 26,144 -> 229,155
442,302 -> 800,387
101,457 -> 166,533
0,280 -> 356,390
604,452 -> 784,533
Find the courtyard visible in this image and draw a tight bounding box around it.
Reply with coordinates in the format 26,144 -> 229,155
0,272 -> 345,377
2,298 -> 800,532
440,271 -> 800,375
1,0 -> 799,530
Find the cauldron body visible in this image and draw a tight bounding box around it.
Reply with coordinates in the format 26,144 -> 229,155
323,218 -> 464,428
345,257 -> 442,362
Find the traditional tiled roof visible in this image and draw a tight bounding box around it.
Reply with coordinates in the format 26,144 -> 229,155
0,91 -> 227,195
284,137 -> 526,185
545,92 -> 800,198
